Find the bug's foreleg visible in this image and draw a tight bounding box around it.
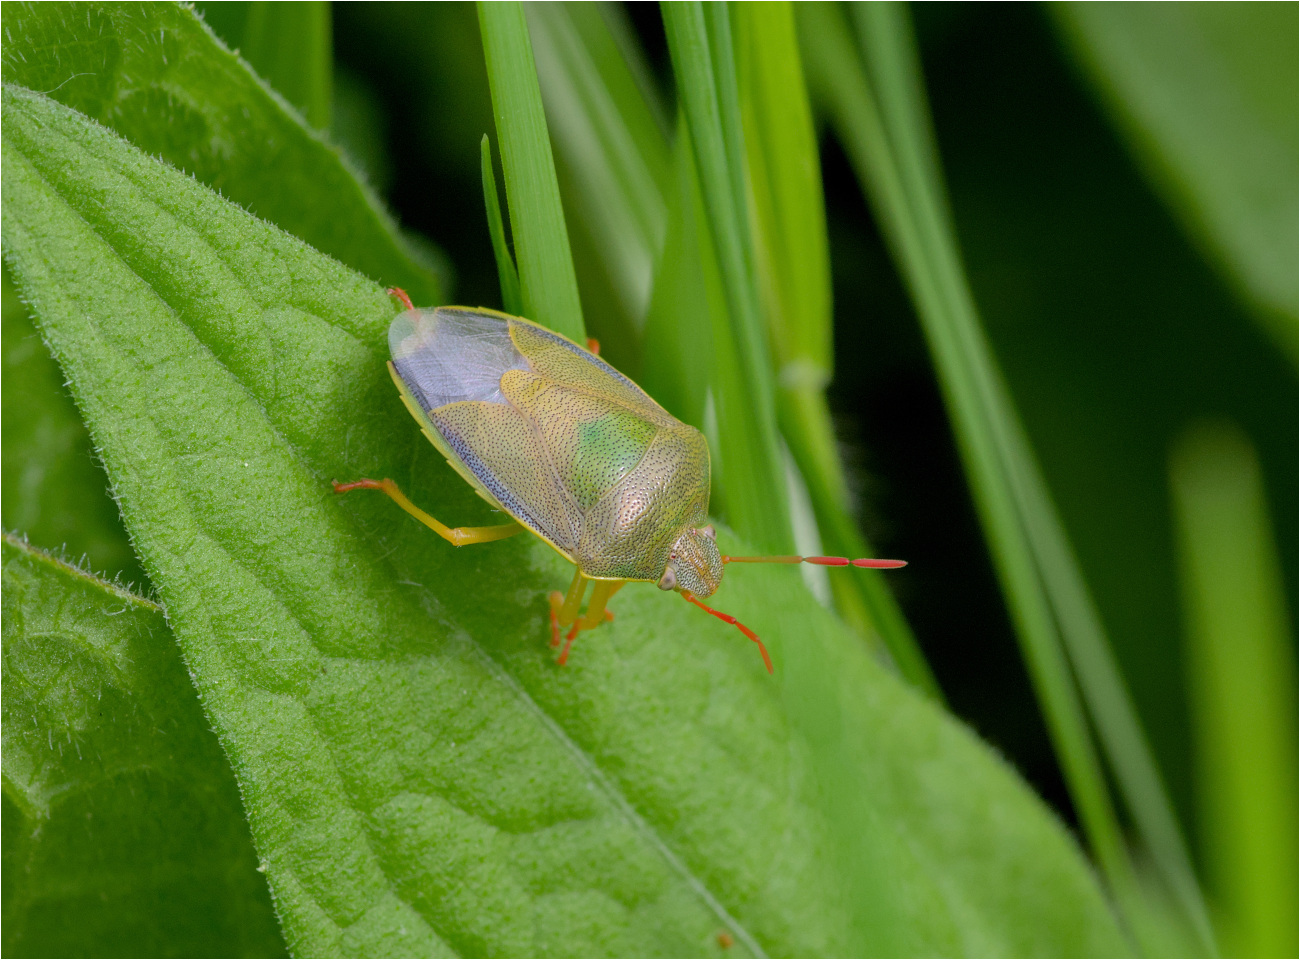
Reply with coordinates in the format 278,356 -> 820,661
555,579 -> 625,666
578,579 -> 624,630
332,478 -> 523,545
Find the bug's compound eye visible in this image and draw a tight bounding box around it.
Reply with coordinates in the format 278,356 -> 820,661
658,565 -> 677,591
697,524 -> 716,541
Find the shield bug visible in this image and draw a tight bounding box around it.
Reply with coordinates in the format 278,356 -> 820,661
335,290 -> 906,672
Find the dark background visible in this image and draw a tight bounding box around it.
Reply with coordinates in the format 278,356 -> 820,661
329,2 -> 1298,844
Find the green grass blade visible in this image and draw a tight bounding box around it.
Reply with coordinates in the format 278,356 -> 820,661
797,1 -> 1181,937
527,2 -> 671,330
661,1 -> 791,553
734,1 -> 938,697
734,2 -> 831,385
480,135 -> 523,315
2,534 -> 285,956
2,81 -> 1130,957
848,7 -> 1219,947
240,1 -> 333,130
640,122 -> 721,429
1171,422 -> 1298,958
1053,4 -> 1298,361
1,1 -> 441,305
477,1 -> 585,341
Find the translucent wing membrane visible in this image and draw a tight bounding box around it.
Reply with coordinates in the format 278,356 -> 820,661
389,307 -> 529,410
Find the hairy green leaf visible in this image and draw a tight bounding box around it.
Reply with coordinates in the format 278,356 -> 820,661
3,83 -> 1126,956
0,0 -> 440,305
2,270 -> 143,585
241,1 -> 334,130
2,533 -> 284,957
1054,3 -> 1298,359
478,1 -> 585,341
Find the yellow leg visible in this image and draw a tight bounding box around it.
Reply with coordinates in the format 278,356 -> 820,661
333,477 -> 522,545
579,579 -> 624,629
553,578 -> 625,666
549,568 -> 588,647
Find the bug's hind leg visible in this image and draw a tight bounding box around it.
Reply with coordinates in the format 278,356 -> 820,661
549,568 -> 587,648
333,478 -> 522,545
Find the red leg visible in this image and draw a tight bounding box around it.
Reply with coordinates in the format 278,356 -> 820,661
558,622 -> 580,666
387,287 -> 415,311
586,337 -> 601,355
682,591 -> 773,674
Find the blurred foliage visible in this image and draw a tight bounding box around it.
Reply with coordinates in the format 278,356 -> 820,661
2,1 -> 1294,956
2,535 -> 284,957
1171,422 -> 1298,957
1054,3 -> 1298,359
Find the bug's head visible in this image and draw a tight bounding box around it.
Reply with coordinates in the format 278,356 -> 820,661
658,524 -> 723,598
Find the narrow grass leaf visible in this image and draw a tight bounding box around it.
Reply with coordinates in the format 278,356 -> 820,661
527,2 -> 671,329
860,6 -> 1218,947
481,135 -> 523,316
1054,4 -> 1298,359
477,1 -> 585,341
733,2 -> 938,696
3,82 -> 1126,957
802,2 -> 1217,947
240,1 -> 333,130
0,1 -> 441,305
2,534 -> 284,957
641,124 -> 721,434
1170,422 -> 1298,958
662,2 -> 791,553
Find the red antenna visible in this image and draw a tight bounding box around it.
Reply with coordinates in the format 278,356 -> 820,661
681,591 -> 773,674
723,554 -> 907,569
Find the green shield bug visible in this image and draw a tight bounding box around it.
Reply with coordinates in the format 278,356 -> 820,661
335,289 -> 906,673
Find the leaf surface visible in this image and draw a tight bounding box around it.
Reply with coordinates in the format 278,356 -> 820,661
2,534 -> 284,956
3,83 -> 1125,956
2,271 -> 143,584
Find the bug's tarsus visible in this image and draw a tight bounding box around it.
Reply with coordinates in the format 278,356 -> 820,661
722,553 -> 907,569
386,287 -> 415,312
585,337 -> 601,355
558,623 -> 580,666
333,478 -> 385,494
681,591 -> 773,674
